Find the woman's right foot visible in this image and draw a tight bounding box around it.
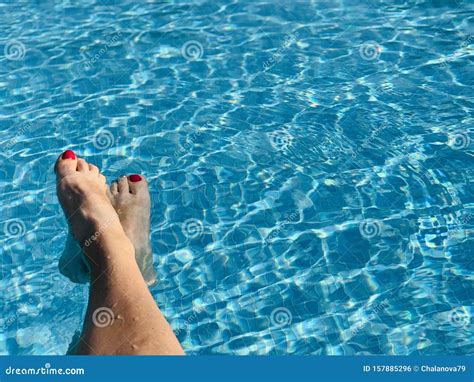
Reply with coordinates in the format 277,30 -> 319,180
55,151 -> 121,247
107,175 -> 156,286
55,151 -> 134,271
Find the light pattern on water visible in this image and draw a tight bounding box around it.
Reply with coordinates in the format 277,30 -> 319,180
1,0 -> 473,355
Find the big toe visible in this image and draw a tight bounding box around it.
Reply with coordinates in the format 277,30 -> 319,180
55,150 -> 78,179
127,174 -> 149,196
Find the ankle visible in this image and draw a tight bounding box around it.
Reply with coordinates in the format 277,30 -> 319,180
83,225 -> 135,268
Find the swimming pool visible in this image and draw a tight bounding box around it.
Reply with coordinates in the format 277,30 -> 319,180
1,0 -> 473,355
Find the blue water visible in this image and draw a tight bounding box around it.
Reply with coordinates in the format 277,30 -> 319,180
1,0 -> 473,355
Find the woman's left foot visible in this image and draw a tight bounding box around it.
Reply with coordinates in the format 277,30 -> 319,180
107,175 -> 156,286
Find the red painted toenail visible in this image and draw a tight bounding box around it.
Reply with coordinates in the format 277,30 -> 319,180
62,150 -> 76,160
129,174 -> 142,182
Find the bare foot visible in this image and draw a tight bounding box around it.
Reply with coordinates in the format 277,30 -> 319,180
107,174 -> 156,286
55,150 -> 132,269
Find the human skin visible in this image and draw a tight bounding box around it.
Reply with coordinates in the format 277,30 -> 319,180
55,150 -> 184,355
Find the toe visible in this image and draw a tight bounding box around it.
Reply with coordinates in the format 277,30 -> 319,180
55,150 -> 78,178
117,176 -> 130,193
110,181 -> 118,195
106,186 -> 113,201
77,158 -> 88,172
88,163 -> 100,176
127,174 -> 148,195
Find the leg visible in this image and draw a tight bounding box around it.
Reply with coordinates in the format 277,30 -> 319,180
55,150 -> 184,355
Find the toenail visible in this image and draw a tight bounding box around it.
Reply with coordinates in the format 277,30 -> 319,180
62,150 -> 76,160
129,174 -> 142,182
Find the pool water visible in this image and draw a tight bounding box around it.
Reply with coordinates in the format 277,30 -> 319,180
1,0 -> 473,355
